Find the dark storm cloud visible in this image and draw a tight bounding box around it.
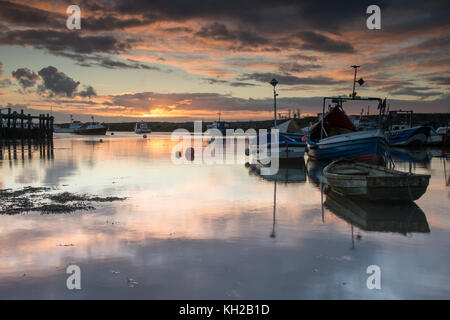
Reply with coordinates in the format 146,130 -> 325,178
0,1 -> 154,31
11,67 -> 40,89
204,77 -> 257,87
297,32 -> 355,54
97,57 -> 161,70
390,87 -> 443,99
229,82 -> 257,87
428,76 -> 450,86
0,1 -> 64,29
73,0 -> 373,33
0,79 -> 11,88
196,22 -> 268,48
279,62 -> 322,74
52,52 -> 161,70
37,66 -> 80,97
239,73 -> 340,86
0,29 -> 134,54
78,86 -> 97,98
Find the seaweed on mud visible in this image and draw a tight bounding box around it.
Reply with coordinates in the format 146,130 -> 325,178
0,186 -> 51,199
0,186 -> 126,215
37,203 -> 95,214
47,192 -> 126,203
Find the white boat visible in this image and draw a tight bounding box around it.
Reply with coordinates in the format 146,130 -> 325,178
135,121 -> 151,134
53,115 -> 83,133
248,133 -> 306,164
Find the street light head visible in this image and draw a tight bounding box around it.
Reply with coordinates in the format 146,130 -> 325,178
270,78 -> 278,87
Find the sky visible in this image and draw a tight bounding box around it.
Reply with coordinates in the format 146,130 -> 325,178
0,0 -> 449,122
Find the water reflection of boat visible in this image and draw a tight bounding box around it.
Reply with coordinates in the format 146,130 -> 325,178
324,160 -> 430,202
134,121 -> 151,134
247,159 -> 306,183
390,147 -> 431,166
306,158 -> 328,187
325,190 -> 430,235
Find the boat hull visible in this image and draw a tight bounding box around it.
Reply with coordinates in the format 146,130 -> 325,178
135,129 -> 151,134
324,161 -> 430,202
388,126 -> 431,147
54,127 -> 75,133
307,130 -> 388,164
250,145 -> 305,162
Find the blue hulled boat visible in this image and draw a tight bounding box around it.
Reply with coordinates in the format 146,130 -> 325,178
248,132 -> 306,162
387,125 -> 431,147
306,97 -> 389,164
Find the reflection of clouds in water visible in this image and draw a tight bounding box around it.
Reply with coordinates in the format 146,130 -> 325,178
0,234 -> 448,299
0,135 -> 449,298
15,168 -> 39,184
43,160 -> 78,185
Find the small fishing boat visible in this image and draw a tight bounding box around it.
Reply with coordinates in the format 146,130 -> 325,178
426,127 -> 444,145
436,126 -> 450,145
207,112 -> 230,135
135,121 -> 151,134
248,132 -> 306,163
53,115 -> 82,133
387,124 -> 431,147
323,160 -> 430,202
306,97 -> 389,164
275,119 -> 309,142
74,116 -> 107,135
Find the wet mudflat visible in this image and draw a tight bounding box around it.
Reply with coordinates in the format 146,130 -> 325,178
0,133 -> 449,299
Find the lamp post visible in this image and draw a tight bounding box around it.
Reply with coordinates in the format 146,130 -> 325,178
270,78 -> 278,127
351,65 -> 364,99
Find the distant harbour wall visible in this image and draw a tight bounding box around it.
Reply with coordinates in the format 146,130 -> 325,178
103,113 -> 449,132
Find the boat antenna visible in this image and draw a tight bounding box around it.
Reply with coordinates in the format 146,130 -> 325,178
270,78 -> 278,127
351,65 -> 364,99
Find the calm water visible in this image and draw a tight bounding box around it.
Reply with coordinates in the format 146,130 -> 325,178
0,132 -> 449,299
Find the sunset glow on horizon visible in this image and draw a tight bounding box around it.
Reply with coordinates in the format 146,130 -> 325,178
0,0 -> 449,123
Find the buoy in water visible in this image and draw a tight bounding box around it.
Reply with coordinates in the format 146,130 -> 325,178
99,139 -> 103,142
185,147 -> 194,161
111,132 -> 114,136
143,134 -> 147,139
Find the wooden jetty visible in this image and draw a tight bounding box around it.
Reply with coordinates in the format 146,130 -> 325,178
0,108 -> 54,140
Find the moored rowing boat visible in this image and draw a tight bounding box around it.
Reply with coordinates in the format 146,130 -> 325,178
323,160 -> 430,202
